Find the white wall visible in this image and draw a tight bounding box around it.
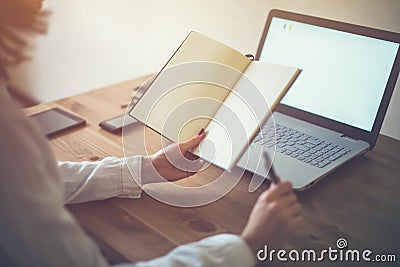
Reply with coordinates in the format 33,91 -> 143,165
8,0 -> 400,139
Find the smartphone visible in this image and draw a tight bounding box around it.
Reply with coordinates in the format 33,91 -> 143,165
29,108 -> 86,137
99,114 -> 138,133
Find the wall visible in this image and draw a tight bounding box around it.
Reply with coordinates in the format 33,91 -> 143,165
7,0 -> 400,139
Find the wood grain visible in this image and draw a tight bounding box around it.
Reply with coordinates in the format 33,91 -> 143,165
25,76 -> 400,266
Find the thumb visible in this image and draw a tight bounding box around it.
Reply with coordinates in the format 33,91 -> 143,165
179,128 -> 206,152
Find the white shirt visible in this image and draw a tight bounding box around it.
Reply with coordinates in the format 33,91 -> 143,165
59,156 -> 142,204
0,83 -> 255,267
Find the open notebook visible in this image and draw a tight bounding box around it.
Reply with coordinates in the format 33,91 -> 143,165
130,31 -> 301,170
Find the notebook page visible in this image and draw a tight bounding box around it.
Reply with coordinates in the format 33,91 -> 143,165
194,62 -> 300,170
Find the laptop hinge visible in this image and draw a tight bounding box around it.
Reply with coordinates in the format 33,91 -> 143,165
340,134 -> 358,142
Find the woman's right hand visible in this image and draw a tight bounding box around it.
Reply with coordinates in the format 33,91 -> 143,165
240,180 -> 302,255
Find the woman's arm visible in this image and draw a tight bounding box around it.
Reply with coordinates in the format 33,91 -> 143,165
120,234 -> 255,267
59,156 -> 142,204
59,130 -> 206,204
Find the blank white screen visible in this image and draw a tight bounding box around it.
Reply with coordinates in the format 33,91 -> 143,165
259,17 -> 399,131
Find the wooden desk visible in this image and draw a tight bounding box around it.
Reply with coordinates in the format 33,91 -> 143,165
25,76 -> 400,266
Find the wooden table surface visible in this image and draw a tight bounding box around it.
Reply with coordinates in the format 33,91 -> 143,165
25,76 -> 400,266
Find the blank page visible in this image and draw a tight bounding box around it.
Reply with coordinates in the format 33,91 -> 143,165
194,62 -> 300,170
130,32 -> 250,142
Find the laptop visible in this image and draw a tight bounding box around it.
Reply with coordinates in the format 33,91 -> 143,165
237,9 -> 400,190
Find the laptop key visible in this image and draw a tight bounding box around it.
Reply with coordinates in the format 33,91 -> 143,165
323,154 -> 330,159
327,150 -> 336,156
283,150 -> 293,156
326,145 -> 335,150
317,160 -> 331,168
319,143 -> 328,148
308,138 -> 321,145
304,142 -> 315,148
314,146 -> 323,151
328,154 -> 342,161
300,135 -> 309,141
275,147 -> 286,153
293,144 -> 309,151
276,142 -> 286,148
292,151 -> 303,158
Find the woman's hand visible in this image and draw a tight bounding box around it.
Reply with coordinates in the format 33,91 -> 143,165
240,181 -> 302,254
141,129 -> 206,184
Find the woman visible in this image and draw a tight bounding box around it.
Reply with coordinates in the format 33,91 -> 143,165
0,1 -> 302,266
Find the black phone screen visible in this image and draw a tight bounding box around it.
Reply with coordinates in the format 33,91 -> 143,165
29,108 -> 86,137
99,114 -> 138,133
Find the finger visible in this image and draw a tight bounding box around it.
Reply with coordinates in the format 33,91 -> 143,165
187,159 -> 205,173
184,159 -> 206,177
275,192 -> 298,208
179,128 -> 206,152
293,211 -> 302,223
282,203 -> 302,220
184,151 -> 199,161
287,212 -> 303,231
263,181 -> 293,203
2,28 -> 27,47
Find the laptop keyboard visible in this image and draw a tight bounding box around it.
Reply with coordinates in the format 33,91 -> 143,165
253,122 -> 351,168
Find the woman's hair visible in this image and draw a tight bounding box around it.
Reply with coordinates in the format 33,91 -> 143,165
0,0 -> 49,80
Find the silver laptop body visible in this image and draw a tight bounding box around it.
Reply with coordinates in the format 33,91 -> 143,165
237,10 -> 400,190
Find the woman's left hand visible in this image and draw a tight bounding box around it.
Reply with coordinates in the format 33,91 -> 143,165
141,129 -> 206,184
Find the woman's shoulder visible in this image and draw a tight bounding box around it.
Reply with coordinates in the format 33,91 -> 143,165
0,83 -> 60,187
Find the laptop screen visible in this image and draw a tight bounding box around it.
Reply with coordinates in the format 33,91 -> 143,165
259,17 -> 399,132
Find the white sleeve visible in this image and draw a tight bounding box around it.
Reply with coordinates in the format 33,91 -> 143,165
116,234 -> 255,267
58,156 -> 142,204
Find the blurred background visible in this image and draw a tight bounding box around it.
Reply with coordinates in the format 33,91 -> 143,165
6,0 -> 400,139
